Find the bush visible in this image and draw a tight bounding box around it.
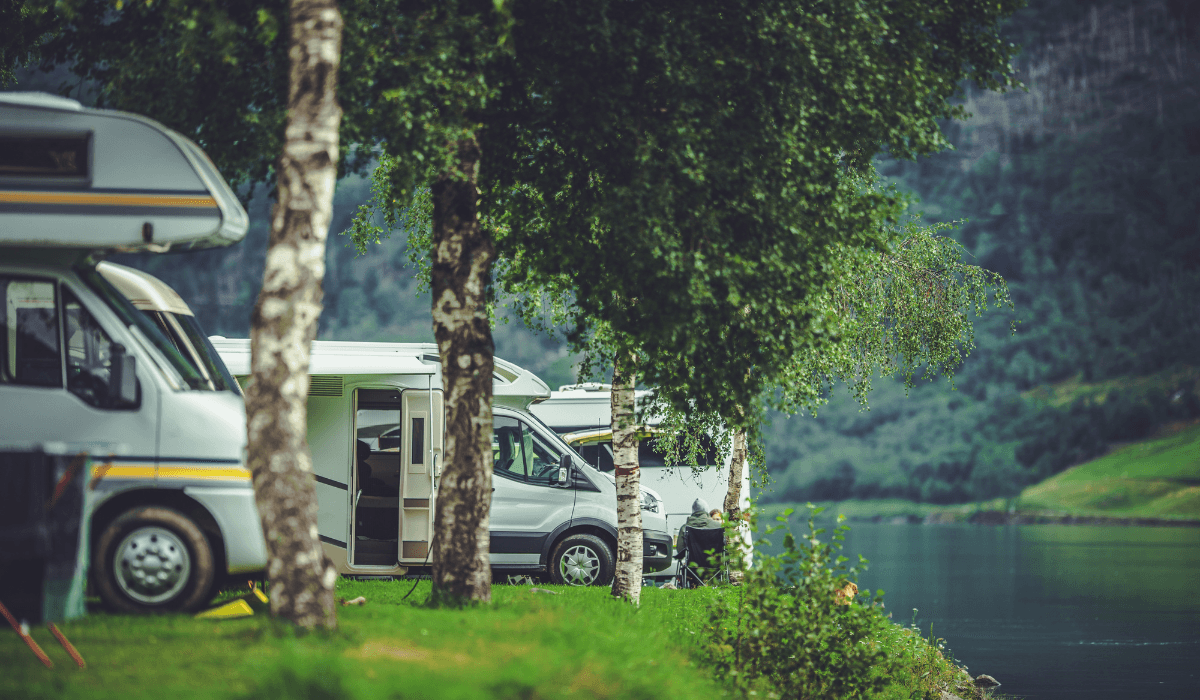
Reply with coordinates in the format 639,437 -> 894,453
701,506 -> 897,700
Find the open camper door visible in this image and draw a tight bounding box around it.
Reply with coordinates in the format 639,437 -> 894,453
349,387 -> 444,566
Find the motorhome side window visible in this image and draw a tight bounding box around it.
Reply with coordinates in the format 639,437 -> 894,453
1,277 -> 62,388
493,416 -> 563,485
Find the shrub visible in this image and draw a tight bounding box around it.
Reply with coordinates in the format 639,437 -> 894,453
702,506 -> 897,700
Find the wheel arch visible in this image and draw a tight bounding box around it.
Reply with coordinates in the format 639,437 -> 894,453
542,517 -> 617,567
90,488 -> 228,583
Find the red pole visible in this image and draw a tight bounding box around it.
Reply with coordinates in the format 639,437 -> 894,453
0,599 -> 54,668
48,623 -> 86,668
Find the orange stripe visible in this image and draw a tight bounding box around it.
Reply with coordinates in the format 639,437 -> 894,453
0,191 -> 216,208
158,466 -> 251,481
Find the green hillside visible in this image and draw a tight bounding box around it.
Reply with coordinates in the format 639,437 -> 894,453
1017,421 -> 1200,518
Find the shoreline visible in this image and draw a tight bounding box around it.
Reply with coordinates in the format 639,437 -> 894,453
850,510 -> 1200,528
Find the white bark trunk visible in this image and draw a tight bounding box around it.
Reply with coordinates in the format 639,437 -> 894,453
610,353 -> 642,604
244,0 -> 342,630
724,426 -> 750,569
428,138 -> 494,605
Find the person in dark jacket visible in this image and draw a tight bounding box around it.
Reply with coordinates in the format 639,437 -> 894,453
676,497 -> 722,557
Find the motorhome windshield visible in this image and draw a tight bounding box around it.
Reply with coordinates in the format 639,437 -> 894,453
176,315 -> 241,394
79,267 -> 209,390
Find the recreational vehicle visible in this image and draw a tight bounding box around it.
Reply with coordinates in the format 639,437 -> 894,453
212,339 -> 674,585
0,92 -> 266,613
528,383 -> 752,577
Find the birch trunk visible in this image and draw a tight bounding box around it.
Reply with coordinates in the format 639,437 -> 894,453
429,137 -> 495,605
724,426 -> 750,569
724,427 -> 747,519
244,0 -> 342,630
610,353 -> 642,604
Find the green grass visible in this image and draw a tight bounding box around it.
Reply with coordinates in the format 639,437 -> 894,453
1016,420 -> 1200,518
2,579 -> 977,700
2,581 -> 723,700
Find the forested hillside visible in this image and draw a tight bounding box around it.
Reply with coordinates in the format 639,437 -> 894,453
38,0 -> 1198,506
763,0 -> 1200,504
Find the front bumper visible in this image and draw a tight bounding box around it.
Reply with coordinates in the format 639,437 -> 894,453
642,529 -> 673,573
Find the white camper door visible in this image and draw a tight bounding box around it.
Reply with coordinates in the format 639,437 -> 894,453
399,389 -> 443,564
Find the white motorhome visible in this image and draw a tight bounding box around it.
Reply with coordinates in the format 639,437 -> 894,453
212,339 -> 673,585
529,384 -> 752,577
0,92 -> 266,613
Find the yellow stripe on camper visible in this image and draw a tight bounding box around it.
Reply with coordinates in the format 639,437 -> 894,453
157,466 -> 252,481
89,464 -> 155,480
0,190 -> 217,208
88,464 -> 252,482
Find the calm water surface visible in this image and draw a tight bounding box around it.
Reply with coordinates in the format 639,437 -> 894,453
761,523 -> 1200,699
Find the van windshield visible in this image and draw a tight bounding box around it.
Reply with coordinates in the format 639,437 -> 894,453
79,267 -> 209,390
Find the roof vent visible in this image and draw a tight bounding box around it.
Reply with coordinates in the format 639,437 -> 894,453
309,375 -> 344,397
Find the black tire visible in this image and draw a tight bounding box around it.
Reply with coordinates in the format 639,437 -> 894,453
94,506 -> 215,613
548,533 -> 614,586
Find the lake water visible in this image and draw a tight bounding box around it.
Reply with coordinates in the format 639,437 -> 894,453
758,522 -> 1200,699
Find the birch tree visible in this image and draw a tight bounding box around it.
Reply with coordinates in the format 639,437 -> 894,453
609,353 -> 642,602
243,0 -> 343,629
27,0 -> 346,628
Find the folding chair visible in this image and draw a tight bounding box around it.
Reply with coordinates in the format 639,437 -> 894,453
673,525 -> 727,589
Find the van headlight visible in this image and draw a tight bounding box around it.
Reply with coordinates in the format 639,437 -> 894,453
640,490 -> 660,513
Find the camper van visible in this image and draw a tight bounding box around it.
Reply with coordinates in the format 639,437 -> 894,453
211,339 -> 674,585
0,92 -> 266,613
528,384 -> 752,577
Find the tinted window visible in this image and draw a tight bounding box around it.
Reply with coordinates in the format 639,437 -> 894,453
578,443 -> 614,473
0,133 -> 90,179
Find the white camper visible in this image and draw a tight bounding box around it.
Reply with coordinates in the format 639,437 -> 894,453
528,384 -> 752,577
0,93 -> 265,613
212,339 -> 673,585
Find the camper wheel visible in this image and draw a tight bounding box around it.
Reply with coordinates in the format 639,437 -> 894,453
94,506 -> 216,613
548,533 -> 614,586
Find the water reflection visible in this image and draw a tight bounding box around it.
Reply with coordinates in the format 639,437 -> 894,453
756,522 -> 1200,699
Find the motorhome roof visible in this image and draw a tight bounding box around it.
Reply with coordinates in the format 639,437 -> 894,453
529,386 -> 656,430
208,338 -> 551,402
0,92 -> 248,252
96,262 -> 193,315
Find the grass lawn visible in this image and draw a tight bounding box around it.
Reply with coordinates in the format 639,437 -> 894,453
2,577 -> 973,700
1,580 -> 727,700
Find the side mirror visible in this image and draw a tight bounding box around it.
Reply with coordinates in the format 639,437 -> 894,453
557,453 -> 572,486
108,344 -> 139,407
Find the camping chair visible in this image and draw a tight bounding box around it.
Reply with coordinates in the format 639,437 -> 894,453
673,526 -> 728,589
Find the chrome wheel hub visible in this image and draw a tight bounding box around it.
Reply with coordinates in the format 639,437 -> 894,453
560,545 -> 600,585
113,526 -> 191,604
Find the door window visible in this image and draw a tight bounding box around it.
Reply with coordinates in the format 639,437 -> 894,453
1,277 -> 61,388
493,416 -> 563,485
62,287 -> 130,408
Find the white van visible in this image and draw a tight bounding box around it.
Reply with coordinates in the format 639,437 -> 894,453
212,339 -> 673,585
529,384 -> 752,576
0,92 -> 266,613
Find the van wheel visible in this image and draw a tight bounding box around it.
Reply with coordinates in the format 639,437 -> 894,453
94,506 -> 215,613
549,534 -> 614,586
